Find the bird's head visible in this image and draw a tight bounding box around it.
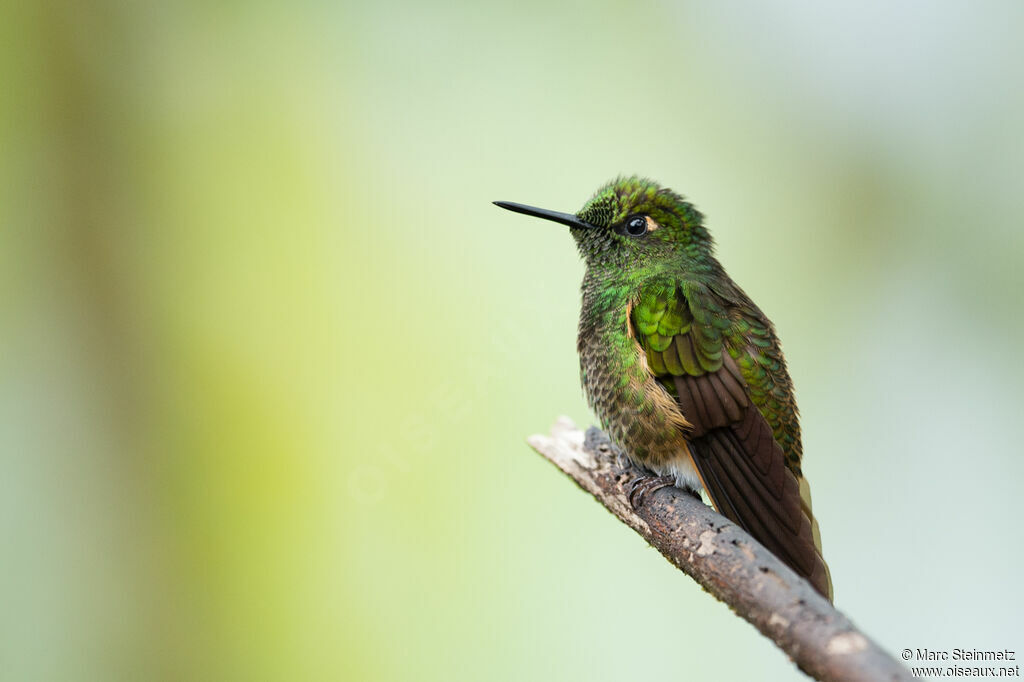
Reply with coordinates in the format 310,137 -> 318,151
495,176 -> 713,275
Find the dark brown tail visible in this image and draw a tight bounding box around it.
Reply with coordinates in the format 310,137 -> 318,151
690,411 -> 833,601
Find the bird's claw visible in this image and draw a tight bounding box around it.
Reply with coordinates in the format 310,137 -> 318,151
627,474 -> 677,511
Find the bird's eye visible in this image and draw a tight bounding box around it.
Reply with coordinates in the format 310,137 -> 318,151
624,216 -> 648,237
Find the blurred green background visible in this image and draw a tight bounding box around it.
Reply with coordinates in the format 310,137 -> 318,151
3,1 -> 1023,680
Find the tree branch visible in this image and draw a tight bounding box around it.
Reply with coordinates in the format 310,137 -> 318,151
527,416 -> 912,682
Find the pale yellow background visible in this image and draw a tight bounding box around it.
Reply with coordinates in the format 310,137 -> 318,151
3,2 -> 1023,680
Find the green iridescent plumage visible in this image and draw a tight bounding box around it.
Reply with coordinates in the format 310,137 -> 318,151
495,177 -> 832,600
633,283 -> 804,473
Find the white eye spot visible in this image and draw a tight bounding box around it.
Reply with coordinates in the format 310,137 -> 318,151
620,215 -> 661,238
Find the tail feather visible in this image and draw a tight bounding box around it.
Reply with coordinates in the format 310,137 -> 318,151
691,412 -> 834,602
798,475 -> 833,601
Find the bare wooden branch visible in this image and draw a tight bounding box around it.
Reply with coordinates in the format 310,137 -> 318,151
527,416 -> 912,682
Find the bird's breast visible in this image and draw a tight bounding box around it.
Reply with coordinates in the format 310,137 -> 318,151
577,304 -> 696,482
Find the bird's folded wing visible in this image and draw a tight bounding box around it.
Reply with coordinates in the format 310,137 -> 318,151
631,283 -> 832,600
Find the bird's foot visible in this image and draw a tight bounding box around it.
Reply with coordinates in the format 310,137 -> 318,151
615,450 -> 630,474
627,474 -> 677,511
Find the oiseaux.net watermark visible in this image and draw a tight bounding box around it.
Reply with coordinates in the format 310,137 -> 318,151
902,648 -> 1019,678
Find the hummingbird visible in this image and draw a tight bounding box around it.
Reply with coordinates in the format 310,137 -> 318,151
495,177 -> 833,601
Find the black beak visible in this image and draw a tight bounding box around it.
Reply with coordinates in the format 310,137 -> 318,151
493,201 -> 595,230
